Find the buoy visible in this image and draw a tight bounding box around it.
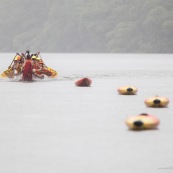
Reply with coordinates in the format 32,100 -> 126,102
145,96 -> 169,108
125,113 -> 160,130
75,78 -> 92,87
117,86 -> 137,95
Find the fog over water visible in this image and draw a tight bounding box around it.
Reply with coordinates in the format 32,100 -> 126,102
0,0 -> 173,53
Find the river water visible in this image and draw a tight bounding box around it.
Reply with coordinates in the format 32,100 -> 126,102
0,53 -> 173,173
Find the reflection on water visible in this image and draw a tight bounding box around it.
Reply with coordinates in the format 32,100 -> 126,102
58,70 -> 173,81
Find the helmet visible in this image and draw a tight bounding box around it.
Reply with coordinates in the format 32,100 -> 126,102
14,55 -> 21,61
36,57 -> 41,61
31,55 -> 37,60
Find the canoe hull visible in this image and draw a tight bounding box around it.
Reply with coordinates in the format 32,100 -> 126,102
75,78 -> 92,87
126,113 -> 160,130
117,86 -> 138,95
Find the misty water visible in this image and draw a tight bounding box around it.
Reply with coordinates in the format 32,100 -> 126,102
0,53 -> 173,173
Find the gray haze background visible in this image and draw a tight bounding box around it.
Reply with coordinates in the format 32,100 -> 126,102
0,0 -> 173,53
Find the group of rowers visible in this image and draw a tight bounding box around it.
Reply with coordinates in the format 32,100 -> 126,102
1,50 -> 57,81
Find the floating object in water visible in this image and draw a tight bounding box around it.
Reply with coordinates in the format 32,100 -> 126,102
117,86 -> 138,95
145,96 -> 169,108
75,78 -> 92,87
125,113 -> 160,130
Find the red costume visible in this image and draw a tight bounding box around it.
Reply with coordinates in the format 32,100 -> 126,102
22,60 -> 33,81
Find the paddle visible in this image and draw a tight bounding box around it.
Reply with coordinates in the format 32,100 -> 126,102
1,53 -> 23,79
8,53 -> 20,69
37,51 -> 41,59
0,54 -> 16,78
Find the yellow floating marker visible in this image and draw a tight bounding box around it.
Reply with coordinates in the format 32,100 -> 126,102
145,96 -> 169,108
126,113 -> 160,130
117,86 -> 138,95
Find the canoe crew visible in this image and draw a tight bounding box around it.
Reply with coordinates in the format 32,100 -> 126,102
32,56 -> 44,79
7,53 -> 23,76
37,58 -> 53,77
1,50 -> 57,80
13,55 -> 23,76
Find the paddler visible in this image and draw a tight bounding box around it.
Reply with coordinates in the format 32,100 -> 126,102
12,54 -> 23,76
32,56 -> 44,79
22,54 -> 33,81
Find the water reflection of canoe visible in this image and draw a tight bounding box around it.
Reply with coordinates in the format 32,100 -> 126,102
75,78 -> 92,87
